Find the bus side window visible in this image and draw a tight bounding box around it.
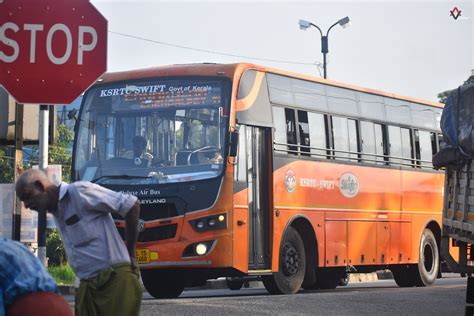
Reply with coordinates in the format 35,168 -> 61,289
348,119 -> 360,163
331,116 -> 350,161
360,121 -> 376,164
374,123 -> 388,165
272,106 -> 287,153
401,127 -> 413,168
431,132 -> 439,155
417,130 -> 433,169
285,108 -> 298,155
307,112 -> 327,159
388,125 -> 403,166
297,110 -> 310,156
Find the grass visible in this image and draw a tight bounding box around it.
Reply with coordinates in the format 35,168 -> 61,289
48,264 -> 75,285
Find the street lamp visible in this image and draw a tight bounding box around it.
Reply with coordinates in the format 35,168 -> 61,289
299,17 -> 351,79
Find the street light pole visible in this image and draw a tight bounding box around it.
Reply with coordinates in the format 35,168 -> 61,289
299,17 -> 351,79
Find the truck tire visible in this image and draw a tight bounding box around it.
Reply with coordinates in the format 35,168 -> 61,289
141,269 -> 185,298
391,228 -> 439,287
263,226 -> 306,294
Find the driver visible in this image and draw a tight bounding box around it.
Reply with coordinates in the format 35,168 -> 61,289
123,136 -> 154,166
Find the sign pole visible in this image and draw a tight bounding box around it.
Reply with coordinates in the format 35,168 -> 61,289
37,104 -> 49,265
12,103 -> 23,241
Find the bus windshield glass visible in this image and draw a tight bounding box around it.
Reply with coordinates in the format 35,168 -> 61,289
73,78 -> 230,185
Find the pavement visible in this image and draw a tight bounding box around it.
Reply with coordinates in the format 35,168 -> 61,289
58,270 -> 394,295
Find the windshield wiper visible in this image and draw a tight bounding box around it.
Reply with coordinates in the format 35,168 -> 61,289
91,174 -> 152,183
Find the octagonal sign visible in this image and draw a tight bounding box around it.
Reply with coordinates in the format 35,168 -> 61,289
0,0 -> 107,104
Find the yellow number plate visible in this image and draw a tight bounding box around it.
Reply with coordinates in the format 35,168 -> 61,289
136,249 -> 150,264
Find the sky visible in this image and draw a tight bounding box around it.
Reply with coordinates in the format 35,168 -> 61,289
90,0 -> 473,103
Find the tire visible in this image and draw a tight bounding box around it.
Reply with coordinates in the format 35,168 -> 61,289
226,278 -> 244,290
263,226 -> 306,294
416,228 -> 439,286
141,269 -> 185,298
391,228 -> 439,287
338,272 -> 349,286
317,268 -> 344,290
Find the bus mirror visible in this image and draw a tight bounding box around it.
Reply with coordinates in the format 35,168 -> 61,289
229,131 -> 239,157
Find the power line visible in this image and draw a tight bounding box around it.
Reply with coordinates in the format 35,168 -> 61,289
109,30 -> 316,66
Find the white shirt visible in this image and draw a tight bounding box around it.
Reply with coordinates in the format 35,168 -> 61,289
54,182 -> 137,279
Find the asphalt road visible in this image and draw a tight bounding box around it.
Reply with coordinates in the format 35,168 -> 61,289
137,276 -> 467,315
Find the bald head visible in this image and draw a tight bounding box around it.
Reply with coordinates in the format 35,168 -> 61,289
15,169 -> 58,213
15,169 -> 51,193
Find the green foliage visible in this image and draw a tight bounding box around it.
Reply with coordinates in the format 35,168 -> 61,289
438,71 -> 474,103
48,264 -> 75,285
26,124 -> 73,182
49,124 -> 73,182
0,147 -> 14,183
46,229 -> 68,266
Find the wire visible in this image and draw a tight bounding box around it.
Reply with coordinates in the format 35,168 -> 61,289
109,30 -> 316,66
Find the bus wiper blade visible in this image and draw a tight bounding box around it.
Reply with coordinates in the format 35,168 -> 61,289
91,174 -> 151,183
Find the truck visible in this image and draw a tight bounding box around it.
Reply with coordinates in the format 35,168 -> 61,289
437,83 -> 474,313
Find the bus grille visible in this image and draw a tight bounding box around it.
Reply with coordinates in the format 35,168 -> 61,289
138,203 -> 180,221
112,203 -> 180,222
116,224 -> 177,242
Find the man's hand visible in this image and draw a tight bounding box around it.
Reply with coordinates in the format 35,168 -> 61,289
125,201 -> 140,271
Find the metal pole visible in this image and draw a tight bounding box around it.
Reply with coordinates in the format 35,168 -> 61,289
321,35 -> 328,79
323,52 -> 327,79
12,103 -> 23,241
37,104 -> 49,266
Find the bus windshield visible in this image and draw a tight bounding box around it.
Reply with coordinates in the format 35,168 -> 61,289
73,78 -> 230,185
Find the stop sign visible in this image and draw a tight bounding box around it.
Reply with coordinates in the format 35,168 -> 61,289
0,0 -> 107,104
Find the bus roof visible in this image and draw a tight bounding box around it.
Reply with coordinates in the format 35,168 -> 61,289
99,63 -> 443,108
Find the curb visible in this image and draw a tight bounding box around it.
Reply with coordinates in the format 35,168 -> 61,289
59,271 -> 394,295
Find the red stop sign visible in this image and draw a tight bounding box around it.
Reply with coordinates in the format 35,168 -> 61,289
0,0 -> 107,104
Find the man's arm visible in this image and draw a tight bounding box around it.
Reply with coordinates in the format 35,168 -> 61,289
125,201 -> 140,270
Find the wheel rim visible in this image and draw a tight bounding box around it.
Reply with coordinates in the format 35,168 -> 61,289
281,241 -> 300,277
422,242 -> 434,273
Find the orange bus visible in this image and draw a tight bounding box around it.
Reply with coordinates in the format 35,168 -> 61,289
71,63 -> 445,298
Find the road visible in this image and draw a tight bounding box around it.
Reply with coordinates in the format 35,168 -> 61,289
64,275 -> 467,315
138,276 -> 467,315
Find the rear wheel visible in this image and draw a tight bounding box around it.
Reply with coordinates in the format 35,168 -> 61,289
263,226 -> 306,294
391,228 -> 439,287
141,269 -> 185,298
316,268 -> 344,290
226,277 -> 244,290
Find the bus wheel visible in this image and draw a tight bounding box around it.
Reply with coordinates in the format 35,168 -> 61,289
226,277 -> 244,290
391,229 -> 439,287
141,269 -> 185,298
263,226 -> 306,294
416,228 -> 439,286
317,268 -> 344,290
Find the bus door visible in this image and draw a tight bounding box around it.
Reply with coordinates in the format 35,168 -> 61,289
245,125 -> 272,270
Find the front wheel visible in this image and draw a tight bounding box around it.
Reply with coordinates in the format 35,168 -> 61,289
263,226 -> 306,294
141,269 -> 185,298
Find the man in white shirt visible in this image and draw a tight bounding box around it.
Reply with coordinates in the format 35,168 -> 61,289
15,169 -> 142,316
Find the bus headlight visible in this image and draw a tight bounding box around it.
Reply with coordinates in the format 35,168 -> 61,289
189,213 -> 227,232
195,243 -> 207,255
182,240 -> 216,258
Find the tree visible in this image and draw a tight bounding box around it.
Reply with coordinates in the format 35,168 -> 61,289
26,124 -> 73,182
438,71 -> 474,103
0,147 -> 14,183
